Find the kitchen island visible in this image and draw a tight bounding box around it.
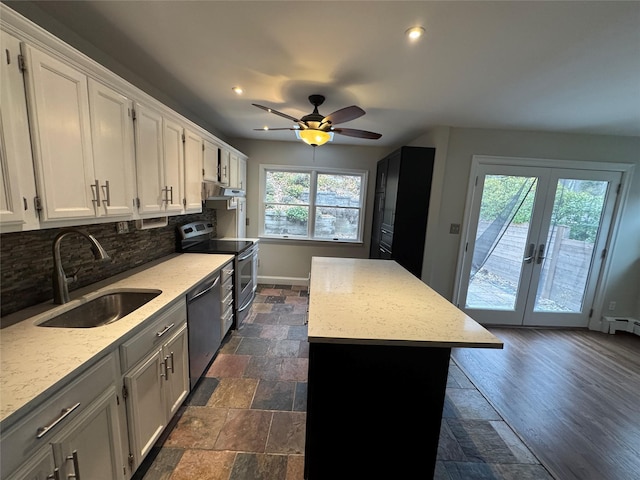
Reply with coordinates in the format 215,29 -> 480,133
304,257 -> 503,479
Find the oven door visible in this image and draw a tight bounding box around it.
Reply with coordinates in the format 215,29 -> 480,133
236,245 -> 256,326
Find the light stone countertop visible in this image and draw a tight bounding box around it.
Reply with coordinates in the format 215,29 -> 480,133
308,257 -> 503,348
0,253 -> 233,425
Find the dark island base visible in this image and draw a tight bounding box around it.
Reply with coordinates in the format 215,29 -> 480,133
304,342 -> 451,479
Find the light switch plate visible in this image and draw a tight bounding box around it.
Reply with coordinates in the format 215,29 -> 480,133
449,223 -> 461,234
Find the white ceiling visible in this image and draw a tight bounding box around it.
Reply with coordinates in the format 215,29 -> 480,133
11,1 -> 640,147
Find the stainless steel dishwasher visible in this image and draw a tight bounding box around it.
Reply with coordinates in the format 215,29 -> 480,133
186,271 -> 221,389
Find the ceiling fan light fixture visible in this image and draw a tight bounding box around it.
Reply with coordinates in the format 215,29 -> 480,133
406,26 -> 425,40
296,129 -> 333,147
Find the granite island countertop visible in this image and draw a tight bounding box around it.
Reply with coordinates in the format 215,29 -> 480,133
0,253 -> 233,425
308,257 -> 503,348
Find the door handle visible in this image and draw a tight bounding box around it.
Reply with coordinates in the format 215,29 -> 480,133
523,243 -> 535,264
536,244 -> 546,264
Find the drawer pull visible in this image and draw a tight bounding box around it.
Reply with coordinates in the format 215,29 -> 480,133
156,323 -> 175,338
36,402 -> 81,439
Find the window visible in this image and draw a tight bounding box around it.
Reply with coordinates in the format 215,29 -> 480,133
260,165 -> 367,242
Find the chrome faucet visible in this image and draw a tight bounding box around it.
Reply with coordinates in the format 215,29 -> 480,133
52,228 -> 111,304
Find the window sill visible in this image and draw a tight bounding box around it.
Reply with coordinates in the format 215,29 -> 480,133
258,235 -> 364,246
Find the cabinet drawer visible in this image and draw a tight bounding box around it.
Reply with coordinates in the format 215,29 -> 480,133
0,352 -> 118,478
120,298 -> 186,373
222,275 -> 233,298
220,262 -> 234,285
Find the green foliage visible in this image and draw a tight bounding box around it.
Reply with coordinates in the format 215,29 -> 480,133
286,206 -> 308,223
480,176 -> 606,242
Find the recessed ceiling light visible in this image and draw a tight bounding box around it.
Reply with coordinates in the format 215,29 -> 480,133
232,86 -> 243,95
262,126 -> 269,131
405,26 -> 425,40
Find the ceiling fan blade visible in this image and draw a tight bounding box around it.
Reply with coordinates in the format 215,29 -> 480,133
322,105 -> 365,125
252,103 -> 301,123
253,127 -> 297,131
332,128 -> 382,139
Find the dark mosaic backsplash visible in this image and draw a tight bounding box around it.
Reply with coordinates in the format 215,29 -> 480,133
0,210 -> 215,317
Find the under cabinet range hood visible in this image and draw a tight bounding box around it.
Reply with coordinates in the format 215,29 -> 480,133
202,182 -> 245,200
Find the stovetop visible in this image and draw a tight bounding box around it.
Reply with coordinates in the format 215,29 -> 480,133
178,221 -> 253,254
181,239 -> 253,255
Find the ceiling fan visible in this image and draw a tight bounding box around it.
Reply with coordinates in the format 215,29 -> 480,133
253,94 -> 382,147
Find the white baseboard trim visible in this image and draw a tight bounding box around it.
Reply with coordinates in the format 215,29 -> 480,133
258,275 -> 309,286
602,316 -> 640,336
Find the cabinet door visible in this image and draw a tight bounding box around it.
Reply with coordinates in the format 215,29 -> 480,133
133,103 -> 164,214
163,323 -> 189,418
88,78 -> 135,217
6,446 -> 56,480
53,387 -> 124,480
162,117 -> 184,213
236,197 -> 247,238
0,32 -> 26,227
219,148 -> 230,186
183,128 -> 203,213
124,349 -> 166,468
203,139 -> 219,182
382,153 -> 400,229
21,43 -> 96,220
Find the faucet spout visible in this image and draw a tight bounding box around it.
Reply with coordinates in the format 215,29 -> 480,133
52,228 -> 111,304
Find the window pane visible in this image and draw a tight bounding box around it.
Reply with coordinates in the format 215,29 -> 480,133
314,207 -> 360,240
265,171 -> 310,204
264,204 -> 309,236
316,174 -> 362,207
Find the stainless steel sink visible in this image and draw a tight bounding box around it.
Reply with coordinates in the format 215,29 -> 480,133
37,290 -> 162,328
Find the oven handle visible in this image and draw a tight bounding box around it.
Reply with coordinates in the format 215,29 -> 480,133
237,291 -> 255,312
238,249 -> 254,262
189,276 -> 220,303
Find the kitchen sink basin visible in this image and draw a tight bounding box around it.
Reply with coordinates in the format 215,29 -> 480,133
37,290 -> 162,328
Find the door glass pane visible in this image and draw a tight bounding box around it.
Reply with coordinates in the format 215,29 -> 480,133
466,175 -> 537,310
533,179 -> 608,312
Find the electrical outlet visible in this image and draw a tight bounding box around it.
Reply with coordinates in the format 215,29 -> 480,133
449,223 -> 461,234
608,301 -> 616,311
246,217 -> 250,226
116,221 -> 129,234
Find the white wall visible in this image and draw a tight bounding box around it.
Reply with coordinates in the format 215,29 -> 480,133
230,138 -> 391,283
410,127 -> 640,320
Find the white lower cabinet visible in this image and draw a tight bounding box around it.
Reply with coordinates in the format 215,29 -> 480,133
49,386 -> 124,480
2,353 -> 125,480
121,299 -> 189,472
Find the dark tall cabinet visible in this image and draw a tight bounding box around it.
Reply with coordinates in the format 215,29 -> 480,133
369,146 -> 435,277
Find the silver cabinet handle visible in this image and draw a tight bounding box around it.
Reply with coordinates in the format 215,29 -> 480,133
156,323 -> 175,338
523,243 -> 535,263
90,180 -> 101,207
46,468 -> 61,480
66,450 -> 81,479
36,402 -> 81,439
160,357 -> 167,379
168,352 -> 175,374
101,180 -> 111,207
169,186 -> 173,204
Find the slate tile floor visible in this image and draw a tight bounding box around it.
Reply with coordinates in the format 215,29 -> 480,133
133,285 -> 554,480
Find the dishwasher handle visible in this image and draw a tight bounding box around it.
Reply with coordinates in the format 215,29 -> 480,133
188,275 -> 220,303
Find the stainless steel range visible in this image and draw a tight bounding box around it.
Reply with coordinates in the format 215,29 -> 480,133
178,222 -> 256,329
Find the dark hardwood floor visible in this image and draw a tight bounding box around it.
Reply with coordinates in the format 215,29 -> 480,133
452,328 -> 640,480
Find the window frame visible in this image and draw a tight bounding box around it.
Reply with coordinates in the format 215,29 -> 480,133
258,164 -> 368,243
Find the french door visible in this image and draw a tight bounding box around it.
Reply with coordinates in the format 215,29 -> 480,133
456,163 -> 621,327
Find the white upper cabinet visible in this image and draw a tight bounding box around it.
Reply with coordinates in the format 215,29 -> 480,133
162,116 -> 185,213
183,127 -> 203,213
219,147 -> 230,186
88,78 -> 136,217
21,43 -> 97,221
0,31 -> 35,230
203,139 -> 219,182
133,102 -> 164,214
